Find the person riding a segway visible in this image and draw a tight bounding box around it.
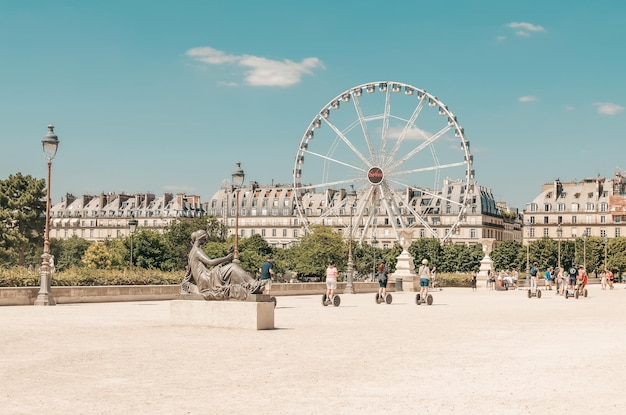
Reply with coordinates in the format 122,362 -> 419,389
322,260 -> 341,306
375,259 -> 392,304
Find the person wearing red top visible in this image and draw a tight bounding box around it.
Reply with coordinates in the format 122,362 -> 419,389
606,268 -> 614,290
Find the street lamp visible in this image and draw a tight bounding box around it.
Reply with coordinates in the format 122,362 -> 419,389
231,162 -> 245,264
129,215 -> 138,267
582,230 -> 588,270
345,185 -> 357,294
372,235 -> 378,278
557,224 -> 562,269
603,235 -> 608,271
35,125 -> 60,306
525,220 -> 531,287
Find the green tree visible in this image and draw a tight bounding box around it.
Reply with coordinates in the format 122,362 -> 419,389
133,229 -> 168,269
607,237 -> 626,276
0,173 -> 46,267
238,233 -> 273,276
104,238 -> 128,269
162,216 -> 227,271
82,242 -> 113,269
50,236 -> 92,271
289,225 -> 345,280
408,238 -> 442,269
491,240 -> 523,271
440,243 -> 482,272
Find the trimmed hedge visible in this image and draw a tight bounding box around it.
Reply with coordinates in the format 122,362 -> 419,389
0,267 -> 182,287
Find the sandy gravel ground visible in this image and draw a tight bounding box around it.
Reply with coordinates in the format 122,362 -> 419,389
1,284 -> 625,415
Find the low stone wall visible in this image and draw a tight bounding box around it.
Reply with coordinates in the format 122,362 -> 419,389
0,282 -> 387,306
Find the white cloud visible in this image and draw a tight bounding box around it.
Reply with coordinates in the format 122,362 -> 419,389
185,46 -> 324,87
506,22 -> 545,37
519,96 -> 537,103
593,102 -> 624,115
386,125 -> 430,140
496,35 -> 507,42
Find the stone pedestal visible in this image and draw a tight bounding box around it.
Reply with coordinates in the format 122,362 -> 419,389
170,298 -> 275,330
477,254 -> 494,288
390,249 -> 418,292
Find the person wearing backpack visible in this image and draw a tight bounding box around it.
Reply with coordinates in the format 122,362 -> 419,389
529,262 -> 539,290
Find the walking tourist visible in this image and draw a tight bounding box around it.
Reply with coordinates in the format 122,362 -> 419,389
325,260 -> 338,304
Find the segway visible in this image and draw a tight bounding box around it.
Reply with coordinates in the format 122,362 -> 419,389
527,286 -> 542,298
375,292 -> 392,304
415,293 -> 433,305
322,294 -> 341,307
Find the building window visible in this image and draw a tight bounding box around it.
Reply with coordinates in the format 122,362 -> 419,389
282,229 -> 287,237
272,229 -> 276,237
543,228 -> 549,237
571,203 -> 579,212
558,203 -> 565,212
420,229 -> 425,238
600,229 -> 606,237
530,228 -> 536,238
572,216 -> 577,224
544,204 -> 551,212
600,202 -> 608,212
543,216 -> 549,224
470,228 -> 476,238
586,203 -> 594,211
601,216 -> 606,223
261,229 -> 266,237
293,229 -> 298,238
616,228 -> 621,237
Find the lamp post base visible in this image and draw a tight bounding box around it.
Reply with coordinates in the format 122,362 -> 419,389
34,292 -> 56,306
344,280 -> 355,294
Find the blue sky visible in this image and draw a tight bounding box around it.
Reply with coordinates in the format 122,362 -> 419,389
1,0 -> 624,210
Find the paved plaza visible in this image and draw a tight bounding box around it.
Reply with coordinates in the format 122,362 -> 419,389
1,284 -> 625,415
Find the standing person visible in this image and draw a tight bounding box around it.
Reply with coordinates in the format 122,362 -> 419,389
601,269 -> 607,290
487,269 -> 495,290
606,268 -> 615,290
260,255 -> 275,296
544,266 -> 553,290
567,265 -> 577,291
511,269 -> 519,288
376,259 -> 389,300
431,266 -> 437,289
418,259 -> 431,300
529,262 -> 539,291
325,260 -> 338,304
576,265 -> 587,293
470,270 -> 477,291
556,267 -> 565,295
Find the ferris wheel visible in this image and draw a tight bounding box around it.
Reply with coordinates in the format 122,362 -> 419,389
292,81 -> 475,244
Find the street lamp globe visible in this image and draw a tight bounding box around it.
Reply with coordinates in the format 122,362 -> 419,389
42,124 -> 59,160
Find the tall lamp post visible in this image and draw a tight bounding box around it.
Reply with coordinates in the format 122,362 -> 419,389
129,215 -> 138,267
231,162 -> 245,264
372,235 -> 378,278
557,224 -> 562,269
582,230 -> 588,270
35,125 -> 60,306
603,236 -> 608,271
525,220 -> 531,287
344,185 -> 357,294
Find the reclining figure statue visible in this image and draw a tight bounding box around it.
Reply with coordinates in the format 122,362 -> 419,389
181,230 -> 265,301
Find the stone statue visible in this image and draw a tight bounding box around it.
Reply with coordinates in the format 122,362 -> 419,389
181,230 -> 265,300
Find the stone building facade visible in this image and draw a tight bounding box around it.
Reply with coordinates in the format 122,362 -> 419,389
522,171 -> 626,243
